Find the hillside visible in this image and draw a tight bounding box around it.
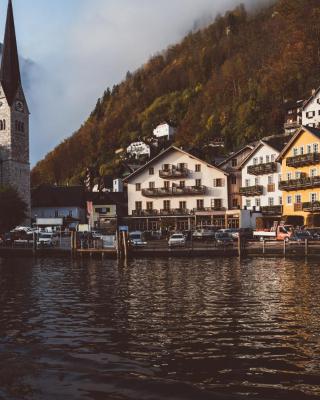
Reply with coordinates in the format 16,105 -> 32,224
31,0 -> 320,187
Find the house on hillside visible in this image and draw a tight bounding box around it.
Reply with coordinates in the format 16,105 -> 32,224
31,185 -> 87,227
239,135 -> 292,228
284,100 -> 304,134
153,122 -> 175,140
123,146 -> 229,232
126,141 -> 150,160
302,88 -> 320,129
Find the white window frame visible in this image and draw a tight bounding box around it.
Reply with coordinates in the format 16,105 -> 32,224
287,196 -> 292,205
295,194 -> 302,204
310,168 -> 317,177
310,193 -> 317,203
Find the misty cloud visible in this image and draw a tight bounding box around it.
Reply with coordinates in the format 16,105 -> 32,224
28,0 -> 270,165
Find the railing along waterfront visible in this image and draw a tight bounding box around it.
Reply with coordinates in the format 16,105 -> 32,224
286,152 -> 320,167
142,185 -> 206,197
279,175 -> 320,191
159,167 -> 189,179
247,162 -> 278,176
239,185 -> 264,197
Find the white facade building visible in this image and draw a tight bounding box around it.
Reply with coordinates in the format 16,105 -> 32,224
239,136 -> 289,226
153,123 -> 175,140
124,146 -> 229,231
302,88 -> 320,128
127,141 -> 150,159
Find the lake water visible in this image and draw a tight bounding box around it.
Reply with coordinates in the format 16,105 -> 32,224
0,256 -> 320,400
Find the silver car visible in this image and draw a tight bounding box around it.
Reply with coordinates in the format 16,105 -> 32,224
168,233 -> 186,248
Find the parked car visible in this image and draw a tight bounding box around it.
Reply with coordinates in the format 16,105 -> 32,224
215,232 -> 234,247
193,227 -> 216,240
129,231 -> 147,247
168,233 -> 186,248
289,230 -> 313,243
37,233 -> 58,247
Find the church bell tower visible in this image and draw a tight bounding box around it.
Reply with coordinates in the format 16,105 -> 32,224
0,0 -> 31,218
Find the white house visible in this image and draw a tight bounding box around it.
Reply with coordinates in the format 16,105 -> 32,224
127,141 -> 150,159
302,88 -> 320,128
123,146 -> 229,232
239,135 -> 291,227
153,123 -> 175,140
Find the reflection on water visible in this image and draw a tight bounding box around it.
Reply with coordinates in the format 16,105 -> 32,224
0,257 -> 320,400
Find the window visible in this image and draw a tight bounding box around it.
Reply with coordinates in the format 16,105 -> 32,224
149,182 -> 155,189
246,199 -> 251,208
259,156 -> 263,164
231,175 -> 237,185
164,181 -> 170,189
300,146 -> 304,155
268,197 -> 274,206
179,201 -> 186,210
287,172 -> 292,180
135,201 -> 142,211
271,154 -> 275,162
311,193 -> 317,203
232,159 -> 237,167
245,179 -> 250,187
214,199 -> 223,209
195,179 -> 202,187
163,200 -> 170,210
255,177 -> 259,186
314,143 -> 319,153
136,183 -> 141,191
55,210 -> 59,217
163,164 -> 170,171
214,178 -> 224,187
311,168 -> 317,177
293,148 -> 298,156
232,199 -> 239,208
69,210 -> 73,217
287,196 -> 292,205
195,164 -> 201,172
179,181 -> 185,188
255,198 -> 261,207
279,196 -> 283,205
295,171 -> 301,179
268,175 -> 273,184
0,120 -> 5,131
307,144 -> 312,154
146,202 -> 153,210
295,194 -> 302,204
197,199 -> 204,210
266,155 -> 270,163
149,167 -> 154,175
253,158 -> 258,166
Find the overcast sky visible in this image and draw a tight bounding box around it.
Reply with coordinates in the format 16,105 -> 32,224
0,0 -> 268,165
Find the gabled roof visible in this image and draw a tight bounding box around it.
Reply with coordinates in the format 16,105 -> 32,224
277,126 -> 320,161
123,146 -> 228,182
218,145 -> 255,167
303,87 -> 320,110
0,0 -> 21,106
238,134 -> 293,169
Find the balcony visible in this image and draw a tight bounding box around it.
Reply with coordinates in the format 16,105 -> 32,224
279,176 -> 320,191
132,209 -> 159,217
284,121 -> 299,131
159,166 -> 189,179
286,153 -> 320,167
247,162 -> 278,176
160,208 -> 191,216
261,205 -> 283,216
239,185 -> 264,197
302,202 -> 320,212
142,185 -> 206,197
193,207 -> 227,213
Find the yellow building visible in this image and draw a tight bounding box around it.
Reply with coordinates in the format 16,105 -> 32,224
277,126 -> 320,226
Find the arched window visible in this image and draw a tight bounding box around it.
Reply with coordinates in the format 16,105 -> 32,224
3,120 -> 5,130
0,121 -> 3,130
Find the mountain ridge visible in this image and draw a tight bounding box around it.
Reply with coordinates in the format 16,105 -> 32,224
31,0 -> 320,187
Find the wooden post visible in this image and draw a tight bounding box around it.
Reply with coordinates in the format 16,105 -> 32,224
262,239 -> 265,255
123,231 -> 128,260
283,239 -> 286,257
305,239 -> 309,257
238,234 -> 244,257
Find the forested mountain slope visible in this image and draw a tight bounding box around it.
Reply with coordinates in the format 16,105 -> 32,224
31,0 -> 320,186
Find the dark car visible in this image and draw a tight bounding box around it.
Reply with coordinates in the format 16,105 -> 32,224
215,232 -> 234,247
289,231 -> 313,242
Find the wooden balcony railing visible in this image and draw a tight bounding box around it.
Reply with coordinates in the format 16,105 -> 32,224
302,202 -> 320,212
160,209 -> 191,216
142,185 -> 206,197
247,162 -> 278,176
132,209 -> 159,217
239,185 -> 264,197
261,205 -> 283,215
159,166 -> 189,179
193,207 -> 227,213
279,176 -> 320,191
286,153 -> 320,167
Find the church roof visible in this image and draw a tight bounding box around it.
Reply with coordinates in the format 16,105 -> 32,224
0,0 -> 21,106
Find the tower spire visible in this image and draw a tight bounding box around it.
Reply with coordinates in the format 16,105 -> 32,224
0,0 -> 21,105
